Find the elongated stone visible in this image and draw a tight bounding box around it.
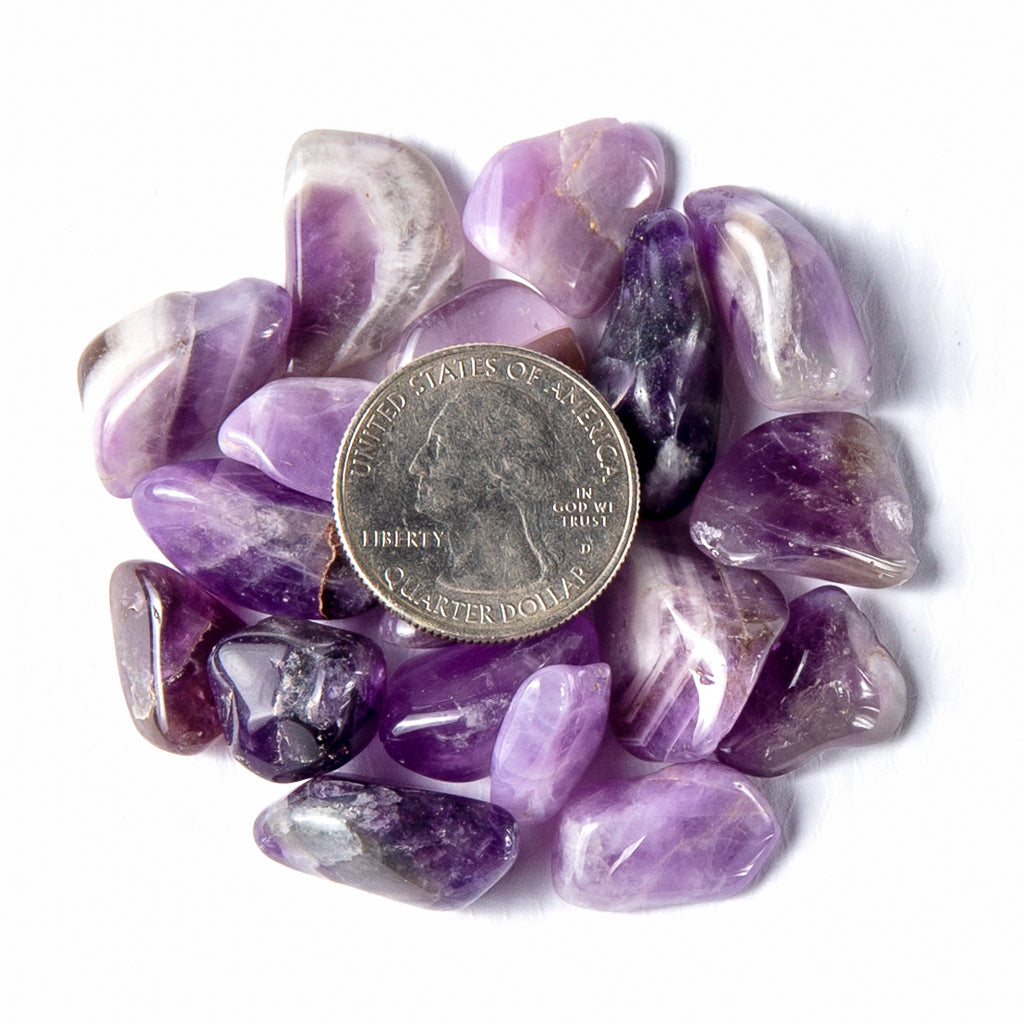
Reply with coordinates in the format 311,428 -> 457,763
380,615 -> 599,782
109,560 -> 243,754
463,119 -> 665,317
718,586 -> 908,775
219,377 -> 374,501
285,130 -> 464,375
684,186 -> 871,411
78,278 -> 291,497
595,523 -> 787,762
255,775 -> 518,910
690,412 -> 918,587
490,663 -> 610,824
386,279 -> 585,374
589,209 -> 722,519
208,616 -> 386,782
131,459 -> 375,619
552,762 -> 779,910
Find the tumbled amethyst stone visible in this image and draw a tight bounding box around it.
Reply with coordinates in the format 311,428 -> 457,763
589,209 -> 722,519
380,615 -> 599,782
463,119 -> 665,317
208,616 -> 386,782
131,459 -> 375,619
690,412 -> 918,587
377,610 -> 454,650
109,560 -> 243,754
718,586 -> 908,776
254,775 -> 518,910
684,186 -> 871,411
552,761 -> 779,910
78,278 -> 291,496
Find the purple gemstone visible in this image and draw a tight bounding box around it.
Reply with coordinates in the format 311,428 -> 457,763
284,130 -> 464,374
109,560 -> 243,754
130,459 -> 376,619
490,662 -> 611,824
377,610 -> 454,650
690,412 -> 918,587
718,586 -> 908,775
380,615 -> 599,782
589,209 -> 722,519
552,761 -> 779,910
208,616 -> 386,782
684,186 -> 872,411
219,377 -> 374,501
463,119 -> 665,317
595,523 -> 788,762
254,774 -> 518,910
78,278 -> 290,497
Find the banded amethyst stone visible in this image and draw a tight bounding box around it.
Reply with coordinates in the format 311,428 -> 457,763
684,186 -> 871,411
380,615 -> 599,782
690,412 -> 918,587
552,762 -> 779,910
589,209 -> 722,518
718,586 -> 908,775
78,278 -> 290,496
463,119 -> 665,317
285,130 -> 464,374
109,560 -> 243,754
131,459 -> 375,619
255,775 -> 518,910
595,523 -> 788,762
208,617 -> 386,782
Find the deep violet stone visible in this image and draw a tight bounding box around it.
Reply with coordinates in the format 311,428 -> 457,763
380,615 -> 599,782
690,412 -> 918,587
130,459 -> 376,619
684,186 -> 872,411
254,775 -> 518,910
109,560 -> 243,754
717,586 -> 908,776
377,610 -> 454,650
589,209 -> 722,519
462,119 -> 665,317
78,278 -> 291,496
552,761 -> 779,910
208,616 -> 386,782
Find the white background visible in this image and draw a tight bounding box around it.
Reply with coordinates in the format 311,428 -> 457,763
3,1 -> 1020,1020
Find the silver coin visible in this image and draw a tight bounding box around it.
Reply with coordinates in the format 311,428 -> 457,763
334,344 -> 639,642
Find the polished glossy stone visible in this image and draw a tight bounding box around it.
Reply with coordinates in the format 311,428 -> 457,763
285,130 -> 464,374
589,209 -> 722,518
463,119 -> 665,317
109,560 -> 243,754
684,186 -> 871,411
690,412 -> 918,587
254,775 -> 518,909
377,610 -> 454,649
208,616 -> 386,782
490,662 -> 610,824
131,459 -> 376,619
718,586 -> 908,775
595,523 -> 788,762
78,278 -> 290,496
552,761 -> 779,910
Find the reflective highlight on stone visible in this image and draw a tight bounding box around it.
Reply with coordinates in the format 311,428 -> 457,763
684,186 -> 871,411
718,586 -> 908,775
109,560 -> 243,754
78,278 -> 290,496
285,130 -> 464,374
690,412 -> 918,587
596,524 -> 787,762
552,761 -> 779,910
490,663 -> 610,824
131,459 -> 376,619
589,209 -> 722,518
377,611 -> 454,649
463,119 -> 665,317
254,775 -> 518,910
